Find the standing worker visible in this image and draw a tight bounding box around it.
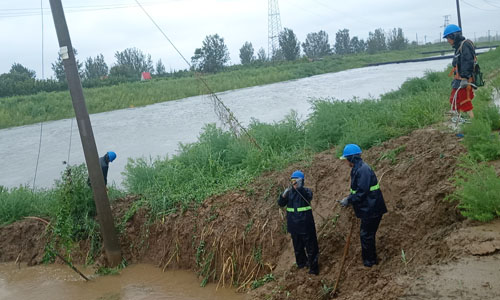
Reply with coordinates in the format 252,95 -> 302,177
338,144 -> 387,267
443,24 -> 476,120
88,151 -> 116,187
278,170 -> 319,275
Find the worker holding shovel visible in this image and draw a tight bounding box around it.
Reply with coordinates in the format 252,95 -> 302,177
278,170 -> 319,275
338,144 -> 387,267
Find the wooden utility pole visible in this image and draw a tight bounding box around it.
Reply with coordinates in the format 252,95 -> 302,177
48,0 -> 121,267
456,0 -> 462,29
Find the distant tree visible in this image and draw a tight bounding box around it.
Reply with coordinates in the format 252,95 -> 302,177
156,59 -> 166,76
110,47 -> 154,79
239,42 -> 255,65
191,34 -> 230,73
0,63 -> 66,97
302,30 -> 331,59
279,28 -> 300,61
335,29 -> 352,55
387,28 -> 409,50
350,36 -> 366,53
256,47 -> 267,62
9,63 -> 36,79
51,48 -> 83,82
83,54 -> 108,80
366,28 -> 387,54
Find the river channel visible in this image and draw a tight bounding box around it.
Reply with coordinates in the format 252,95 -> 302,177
0,59 -> 451,189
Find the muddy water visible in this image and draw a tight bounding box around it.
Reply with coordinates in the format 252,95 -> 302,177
0,59 -> 451,189
0,263 -> 244,300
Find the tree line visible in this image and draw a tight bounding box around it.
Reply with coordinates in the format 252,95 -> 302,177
0,27 -> 409,98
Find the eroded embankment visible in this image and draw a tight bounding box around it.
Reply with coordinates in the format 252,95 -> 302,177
2,127 -> 498,299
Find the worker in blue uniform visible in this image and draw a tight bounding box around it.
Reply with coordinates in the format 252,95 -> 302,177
278,170 -> 319,275
338,144 -> 387,267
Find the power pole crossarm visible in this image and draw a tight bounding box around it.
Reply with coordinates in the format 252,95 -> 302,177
48,0 -> 122,267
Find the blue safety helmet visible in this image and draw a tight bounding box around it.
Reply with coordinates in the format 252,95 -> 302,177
107,151 -> 117,162
290,170 -> 304,179
443,24 -> 461,39
340,144 -> 362,159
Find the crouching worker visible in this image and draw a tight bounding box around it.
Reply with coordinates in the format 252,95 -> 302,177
87,151 -> 117,187
338,144 -> 387,267
278,170 -> 319,275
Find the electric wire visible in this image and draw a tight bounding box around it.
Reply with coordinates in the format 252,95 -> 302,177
41,0 -> 44,79
462,0 -> 500,10
32,121 -> 43,191
67,118 -> 74,165
133,0 -> 261,150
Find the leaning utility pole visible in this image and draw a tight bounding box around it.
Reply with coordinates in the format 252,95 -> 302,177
268,0 -> 282,60
455,0 -> 462,29
48,0 -> 121,267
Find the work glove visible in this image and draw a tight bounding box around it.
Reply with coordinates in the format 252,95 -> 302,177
294,178 -> 304,189
459,79 -> 468,88
282,187 -> 292,198
338,197 -> 349,207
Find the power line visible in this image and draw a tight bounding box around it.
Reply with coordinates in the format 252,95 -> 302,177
32,121 -> 43,191
133,0 -> 261,149
0,1 -> 163,18
41,0 -> 44,79
461,0 -> 500,10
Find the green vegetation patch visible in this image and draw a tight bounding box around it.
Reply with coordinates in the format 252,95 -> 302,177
447,154 -> 500,222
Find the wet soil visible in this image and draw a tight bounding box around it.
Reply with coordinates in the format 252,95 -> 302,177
1,126 -> 500,300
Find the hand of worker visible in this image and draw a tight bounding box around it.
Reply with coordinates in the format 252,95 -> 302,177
338,197 -> 349,207
282,187 -> 291,198
459,79 -> 468,88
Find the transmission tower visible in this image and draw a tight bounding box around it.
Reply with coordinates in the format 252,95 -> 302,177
442,15 -> 451,29
268,0 -> 282,59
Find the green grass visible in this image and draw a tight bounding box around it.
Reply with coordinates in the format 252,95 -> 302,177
122,48 -> 500,219
447,154 -> 500,222
0,185 -> 55,226
2,47 -> 499,229
2,42 -> 497,129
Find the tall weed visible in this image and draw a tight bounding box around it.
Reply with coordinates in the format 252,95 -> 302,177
462,117 -> 500,161
447,154 -> 500,222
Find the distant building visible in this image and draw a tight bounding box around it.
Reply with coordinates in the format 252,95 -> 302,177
141,72 -> 152,81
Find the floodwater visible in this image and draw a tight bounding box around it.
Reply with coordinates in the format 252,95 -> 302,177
0,263 -> 245,300
0,59 -> 452,189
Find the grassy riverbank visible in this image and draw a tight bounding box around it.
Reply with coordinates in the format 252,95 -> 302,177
1,48 -> 499,242
1,49 -> 499,272
1,42 -> 497,129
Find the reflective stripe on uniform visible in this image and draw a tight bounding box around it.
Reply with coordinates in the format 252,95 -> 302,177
286,206 -> 312,212
350,183 -> 380,194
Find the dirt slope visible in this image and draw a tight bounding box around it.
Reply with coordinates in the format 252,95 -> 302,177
2,126 -> 499,299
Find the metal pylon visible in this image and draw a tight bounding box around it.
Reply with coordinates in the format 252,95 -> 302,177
268,0 -> 282,59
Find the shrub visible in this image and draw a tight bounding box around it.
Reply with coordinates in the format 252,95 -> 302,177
462,118 -> 500,161
447,155 -> 500,222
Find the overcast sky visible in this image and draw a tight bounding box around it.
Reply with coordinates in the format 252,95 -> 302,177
1,0 -> 499,78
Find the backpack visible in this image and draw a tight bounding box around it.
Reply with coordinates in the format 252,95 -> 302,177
458,39 -> 485,88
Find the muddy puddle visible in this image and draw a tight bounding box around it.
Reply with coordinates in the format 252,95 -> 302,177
0,263 -> 245,300
402,253 -> 500,299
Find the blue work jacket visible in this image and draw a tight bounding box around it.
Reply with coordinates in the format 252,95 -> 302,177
346,156 -> 387,219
